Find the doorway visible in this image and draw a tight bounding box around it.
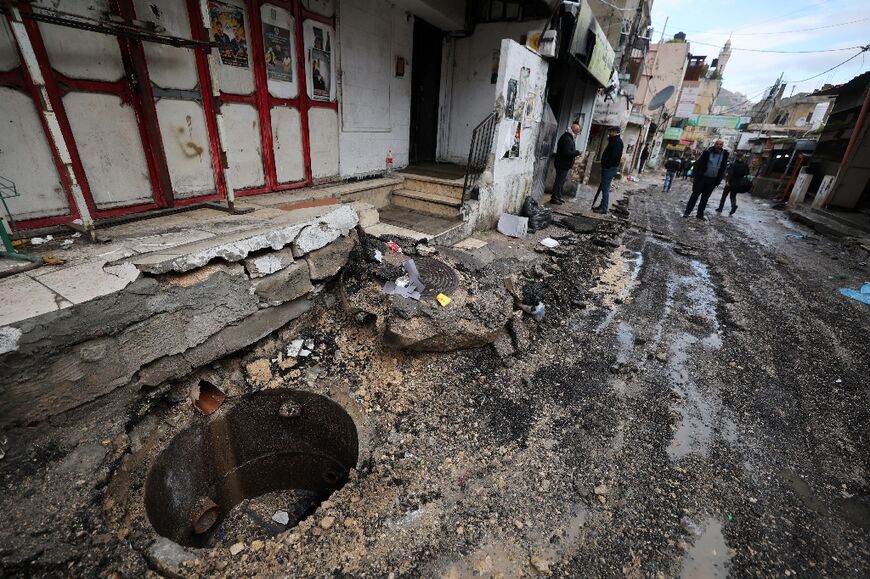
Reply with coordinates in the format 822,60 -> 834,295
409,18 -> 443,164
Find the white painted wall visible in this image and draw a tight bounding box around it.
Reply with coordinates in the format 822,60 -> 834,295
222,103 -> 265,188
271,106 -> 305,183
134,0 -> 198,91
155,100 -> 216,197
309,107 -> 340,179
337,0 -> 412,177
0,89 -> 70,220
469,39 -> 548,230
441,21 -> 545,165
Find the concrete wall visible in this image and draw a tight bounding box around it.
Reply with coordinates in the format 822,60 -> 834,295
337,0 -> 413,177
0,207 -> 360,428
636,41 -> 688,117
467,39 -> 548,231
441,21 -> 545,165
390,0 -> 466,31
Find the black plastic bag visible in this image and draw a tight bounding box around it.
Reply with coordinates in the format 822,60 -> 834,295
521,196 -> 552,233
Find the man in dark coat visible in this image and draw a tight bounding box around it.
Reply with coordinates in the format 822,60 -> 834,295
593,126 -> 623,214
716,151 -> 750,215
663,156 -> 681,192
683,139 -> 729,220
638,145 -> 650,174
550,123 -> 581,205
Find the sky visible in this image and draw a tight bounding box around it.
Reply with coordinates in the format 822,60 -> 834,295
648,0 -> 870,102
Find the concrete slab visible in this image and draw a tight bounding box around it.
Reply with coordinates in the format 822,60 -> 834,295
0,274 -> 71,326
364,222 -> 431,241
34,260 -> 140,305
453,237 -> 488,250
127,230 -> 216,254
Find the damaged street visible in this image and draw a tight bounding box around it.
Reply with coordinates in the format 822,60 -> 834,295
1,179 -> 867,578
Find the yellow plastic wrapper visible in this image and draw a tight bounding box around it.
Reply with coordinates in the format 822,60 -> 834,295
436,293 -> 452,307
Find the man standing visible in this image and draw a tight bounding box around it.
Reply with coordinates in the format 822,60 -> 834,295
593,126 -> 623,214
638,144 -> 650,174
683,139 -> 729,220
663,156 -> 681,192
715,151 -> 750,215
550,123 -> 581,205
681,154 -> 693,180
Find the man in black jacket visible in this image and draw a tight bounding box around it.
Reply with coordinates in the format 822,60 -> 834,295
593,126 -> 623,214
664,156 -> 681,192
716,152 -> 750,215
550,123 -> 581,205
683,139 -> 729,220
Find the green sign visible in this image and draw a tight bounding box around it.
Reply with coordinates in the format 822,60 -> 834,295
688,114 -> 742,129
664,127 -> 683,140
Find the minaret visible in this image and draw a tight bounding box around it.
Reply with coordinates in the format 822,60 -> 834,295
717,36 -> 732,77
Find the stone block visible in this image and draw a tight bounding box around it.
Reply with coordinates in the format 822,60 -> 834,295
243,247 -> 295,278
306,231 -> 358,281
252,261 -> 313,303
350,201 -> 379,228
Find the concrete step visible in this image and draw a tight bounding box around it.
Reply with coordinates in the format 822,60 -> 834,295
401,175 -> 465,200
391,189 -> 462,218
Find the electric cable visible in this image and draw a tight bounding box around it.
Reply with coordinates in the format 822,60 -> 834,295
686,40 -> 868,54
651,16 -> 870,37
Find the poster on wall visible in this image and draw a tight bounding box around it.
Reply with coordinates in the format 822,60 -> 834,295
524,94 -> 536,128
311,26 -> 332,100
509,122 -> 521,158
209,1 -> 249,68
516,67 -> 530,121
263,21 -> 293,82
505,79 -> 518,119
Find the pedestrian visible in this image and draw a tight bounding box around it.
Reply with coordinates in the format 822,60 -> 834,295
593,126 -> 623,214
638,144 -> 649,174
663,156 -> 681,192
681,154 -> 693,180
715,151 -> 750,215
683,139 -> 729,220
550,123 -> 581,205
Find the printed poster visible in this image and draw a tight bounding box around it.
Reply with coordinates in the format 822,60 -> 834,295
509,121 -> 521,158
263,22 -> 293,82
505,79 -> 518,120
311,25 -> 332,100
209,0 -> 249,68
524,93 -> 536,128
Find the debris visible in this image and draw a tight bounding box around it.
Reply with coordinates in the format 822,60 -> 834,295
192,381 -> 225,415
383,259 -> 426,301
373,249 -> 383,262
386,241 -> 402,253
594,485 -> 608,496
229,542 -> 245,556
497,213 -> 529,238
540,237 -> 559,248
298,349 -> 312,357
436,293 -> 452,307
828,274 -> 849,281
531,302 -> 545,321
42,255 -> 66,266
245,359 -> 273,387
60,239 -> 75,248
521,196 -> 553,232
530,555 -> 551,574
251,540 -> 264,552
30,235 -> 53,245
320,516 -> 336,530
838,283 -> 870,305
286,339 -> 304,357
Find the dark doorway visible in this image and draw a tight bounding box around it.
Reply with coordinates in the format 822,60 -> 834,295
410,18 -> 443,163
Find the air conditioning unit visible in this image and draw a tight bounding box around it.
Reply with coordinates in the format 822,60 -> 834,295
539,29 -> 557,58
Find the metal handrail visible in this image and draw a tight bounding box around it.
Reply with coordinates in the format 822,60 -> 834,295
462,111 -> 497,203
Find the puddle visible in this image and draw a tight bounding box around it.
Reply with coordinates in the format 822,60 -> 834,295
594,248 -> 644,332
680,518 -> 730,579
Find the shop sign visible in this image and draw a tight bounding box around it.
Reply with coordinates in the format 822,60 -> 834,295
663,127 -> 683,140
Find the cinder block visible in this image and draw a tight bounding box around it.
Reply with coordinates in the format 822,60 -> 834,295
253,261 -> 313,303
306,230 -> 358,281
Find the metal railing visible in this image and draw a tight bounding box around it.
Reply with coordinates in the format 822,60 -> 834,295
462,111 -> 497,203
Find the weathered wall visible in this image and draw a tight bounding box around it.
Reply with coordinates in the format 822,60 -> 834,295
389,0 -> 466,31
0,207 -> 359,428
466,39 -> 548,231
337,0 -> 412,177
441,21 -> 545,165
636,41 -> 688,116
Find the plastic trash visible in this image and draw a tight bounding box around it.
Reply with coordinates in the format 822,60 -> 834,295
838,282 -> 870,305
521,196 -> 552,232
540,237 -> 559,248
387,241 -> 402,253
497,213 -> 529,238
272,511 -> 290,525
30,235 -> 53,245
532,302 -> 545,320
436,293 -> 452,307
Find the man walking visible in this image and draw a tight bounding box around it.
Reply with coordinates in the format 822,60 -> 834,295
593,126 -> 623,214
638,145 -> 649,174
681,154 -> 693,180
715,151 -> 749,215
663,156 -> 681,192
551,123 -> 581,205
683,139 -> 729,220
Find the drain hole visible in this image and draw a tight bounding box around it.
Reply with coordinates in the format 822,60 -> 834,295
145,390 -> 358,547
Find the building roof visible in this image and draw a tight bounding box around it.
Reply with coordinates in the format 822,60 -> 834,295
811,71 -> 870,97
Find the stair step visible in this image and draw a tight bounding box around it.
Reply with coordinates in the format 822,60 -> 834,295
401,176 -> 464,199
392,189 -> 462,218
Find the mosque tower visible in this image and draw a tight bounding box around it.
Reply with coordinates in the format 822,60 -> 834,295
716,36 -> 732,77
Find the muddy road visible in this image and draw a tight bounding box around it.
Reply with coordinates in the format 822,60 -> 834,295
1,178 -> 868,578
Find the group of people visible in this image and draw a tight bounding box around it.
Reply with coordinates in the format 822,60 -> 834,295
550,127 -> 751,220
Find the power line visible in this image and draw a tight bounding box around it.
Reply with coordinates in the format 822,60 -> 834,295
785,47 -> 870,84
652,16 -> 870,37
686,40 -> 868,54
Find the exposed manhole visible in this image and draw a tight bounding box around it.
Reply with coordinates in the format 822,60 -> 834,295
145,390 -> 358,547
414,256 -> 460,297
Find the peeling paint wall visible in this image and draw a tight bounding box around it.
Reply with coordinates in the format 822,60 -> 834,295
310,107 -> 340,179
468,39 -> 548,231
271,107 -> 306,183
223,103 -> 266,188
441,21 -> 545,165
336,0 -> 412,177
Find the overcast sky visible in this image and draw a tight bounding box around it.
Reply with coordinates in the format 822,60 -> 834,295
648,0 -> 870,101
